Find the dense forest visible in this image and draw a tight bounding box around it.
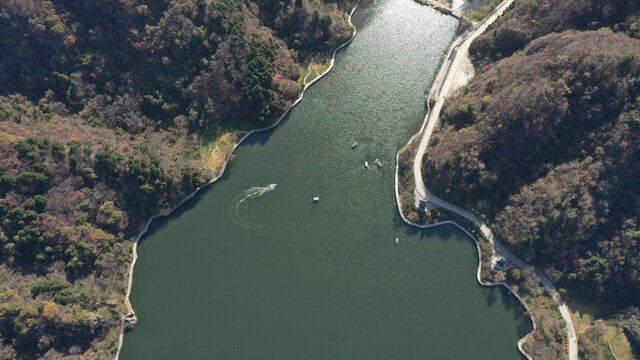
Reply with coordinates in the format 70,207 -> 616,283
423,0 -> 640,307
0,0 -> 355,358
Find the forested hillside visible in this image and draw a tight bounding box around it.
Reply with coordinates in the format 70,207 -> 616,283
470,0 -> 640,64
0,0 -> 355,358
424,0 -> 640,307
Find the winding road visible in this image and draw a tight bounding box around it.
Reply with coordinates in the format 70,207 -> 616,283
409,1 -> 578,359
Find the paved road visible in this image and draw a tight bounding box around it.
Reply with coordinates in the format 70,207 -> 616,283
410,1 -> 579,359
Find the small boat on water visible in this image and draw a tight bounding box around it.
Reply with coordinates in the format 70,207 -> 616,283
395,237 -> 399,245
364,161 -> 369,169
374,159 -> 382,168
267,184 -> 277,190
351,142 -> 358,149
313,197 -> 320,202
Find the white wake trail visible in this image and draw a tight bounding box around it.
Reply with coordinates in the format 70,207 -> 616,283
228,185 -> 276,229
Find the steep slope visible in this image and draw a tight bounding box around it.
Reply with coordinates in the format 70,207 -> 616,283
470,0 -> 639,64
424,28 -> 640,304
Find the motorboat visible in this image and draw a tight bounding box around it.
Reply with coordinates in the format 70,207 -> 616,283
313,197 -> 320,202
395,237 -> 399,245
267,184 -> 277,190
374,159 -> 382,168
364,161 -> 369,168
351,142 -> 358,149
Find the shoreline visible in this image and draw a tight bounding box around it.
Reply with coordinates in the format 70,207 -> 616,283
114,2 -> 361,358
394,0 -> 546,358
413,0 -> 461,19
395,0 -> 580,358
394,148 -> 536,359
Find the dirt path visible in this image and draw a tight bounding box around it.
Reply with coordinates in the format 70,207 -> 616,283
407,0 -> 579,358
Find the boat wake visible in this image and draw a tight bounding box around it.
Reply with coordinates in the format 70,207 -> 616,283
227,185 -> 277,229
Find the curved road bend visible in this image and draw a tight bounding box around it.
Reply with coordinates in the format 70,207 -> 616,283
411,0 -> 579,359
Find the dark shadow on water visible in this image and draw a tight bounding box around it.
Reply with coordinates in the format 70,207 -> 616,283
393,214 -> 474,243
241,123 -> 277,147
137,169 -> 232,245
485,286 -> 498,307
494,280 -> 534,342
499,286 -> 517,311
395,213 -> 533,344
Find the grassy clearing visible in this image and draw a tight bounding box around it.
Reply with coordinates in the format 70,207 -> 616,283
0,131 -> 16,145
572,306 -> 640,360
568,296 -> 620,334
200,123 -> 245,176
568,295 -> 640,359
609,330 -> 639,360
298,64 -> 311,88
298,59 -> 332,88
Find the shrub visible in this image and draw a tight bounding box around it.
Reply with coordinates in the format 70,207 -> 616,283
15,172 -> 51,194
41,302 -> 58,321
31,280 -> 72,297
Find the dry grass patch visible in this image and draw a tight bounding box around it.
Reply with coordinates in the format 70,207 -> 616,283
609,330 -> 638,360
0,131 -> 15,145
201,131 -> 242,177
299,59 -> 332,88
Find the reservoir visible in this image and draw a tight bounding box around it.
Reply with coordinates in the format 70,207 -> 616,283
120,0 -> 530,358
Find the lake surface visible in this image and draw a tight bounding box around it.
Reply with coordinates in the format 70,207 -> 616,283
452,0 -> 495,12
120,1 -> 530,358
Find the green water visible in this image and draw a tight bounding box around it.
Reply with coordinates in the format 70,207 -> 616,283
453,0 -> 495,12
120,1 -> 530,359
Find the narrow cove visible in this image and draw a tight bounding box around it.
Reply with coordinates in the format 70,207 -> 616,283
120,1 -> 531,358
